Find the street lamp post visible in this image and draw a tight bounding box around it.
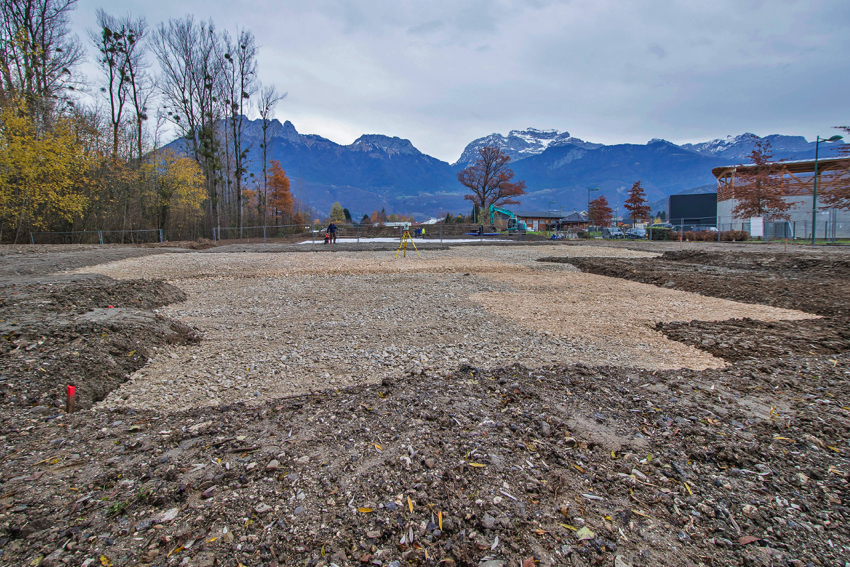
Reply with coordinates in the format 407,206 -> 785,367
548,201 -> 556,234
811,135 -> 844,245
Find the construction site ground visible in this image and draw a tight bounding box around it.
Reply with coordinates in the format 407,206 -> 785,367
0,240 -> 848,567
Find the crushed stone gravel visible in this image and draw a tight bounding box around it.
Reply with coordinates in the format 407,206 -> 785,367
76,246 -> 815,414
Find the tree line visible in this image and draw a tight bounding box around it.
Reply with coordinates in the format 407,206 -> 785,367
0,0 -> 307,243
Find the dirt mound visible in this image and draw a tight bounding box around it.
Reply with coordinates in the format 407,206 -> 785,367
0,278 -> 186,314
538,249 -> 850,365
1,279 -> 198,410
659,250 -> 850,279
656,318 -> 850,361
539,253 -> 850,318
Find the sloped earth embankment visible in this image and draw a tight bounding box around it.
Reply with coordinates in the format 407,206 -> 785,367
0,276 -> 199,409
540,251 -> 850,361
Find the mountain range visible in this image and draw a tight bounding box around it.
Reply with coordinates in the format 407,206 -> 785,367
167,121 -> 846,219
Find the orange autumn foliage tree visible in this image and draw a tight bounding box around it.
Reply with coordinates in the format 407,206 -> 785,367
730,138 -> 792,221
457,146 -> 526,211
267,160 -> 293,223
589,195 -> 613,227
624,180 -> 651,222
819,126 -> 850,210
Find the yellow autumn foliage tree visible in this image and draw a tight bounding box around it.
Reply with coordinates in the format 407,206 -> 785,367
0,100 -> 90,241
142,148 -> 206,234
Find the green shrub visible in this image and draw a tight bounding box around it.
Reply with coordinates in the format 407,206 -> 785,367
648,227 -> 672,241
577,230 -> 590,239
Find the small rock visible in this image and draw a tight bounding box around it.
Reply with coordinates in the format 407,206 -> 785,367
266,459 -> 280,470
40,549 -> 63,567
254,503 -> 272,514
294,506 -> 305,516
155,508 -> 179,523
201,486 -> 218,499
742,504 -> 758,518
383,501 -> 398,511
631,469 -> 648,483
424,458 -> 435,469
614,556 -> 634,567
482,513 -> 496,530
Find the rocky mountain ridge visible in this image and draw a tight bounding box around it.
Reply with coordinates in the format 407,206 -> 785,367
166,119 -> 846,218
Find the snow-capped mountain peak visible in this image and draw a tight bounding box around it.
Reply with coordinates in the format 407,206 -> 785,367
453,127 -> 601,167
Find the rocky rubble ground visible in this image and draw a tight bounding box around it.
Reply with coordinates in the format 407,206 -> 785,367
0,243 -> 848,566
0,355 -> 848,567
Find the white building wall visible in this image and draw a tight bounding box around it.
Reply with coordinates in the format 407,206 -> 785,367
718,195 -> 850,238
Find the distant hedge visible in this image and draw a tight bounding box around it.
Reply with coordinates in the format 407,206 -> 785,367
648,227 -> 673,241
681,230 -> 750,242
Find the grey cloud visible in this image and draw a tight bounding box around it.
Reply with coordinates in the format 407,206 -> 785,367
648,43 -> 667,59
407,20 -> 444,35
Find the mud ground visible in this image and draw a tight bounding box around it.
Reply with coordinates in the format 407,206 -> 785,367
0,242 -> 849,567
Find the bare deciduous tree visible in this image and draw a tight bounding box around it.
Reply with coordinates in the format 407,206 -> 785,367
89,10 -> 148,159
0,0 -> 85,120
220,28 -> 257,235
152,15 -> 224,231
257,82 -> 284,226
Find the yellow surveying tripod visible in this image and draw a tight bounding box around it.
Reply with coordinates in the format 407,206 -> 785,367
395,229 -> 421,259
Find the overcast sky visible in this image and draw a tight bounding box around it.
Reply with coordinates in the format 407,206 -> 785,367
72,0 -> 850,163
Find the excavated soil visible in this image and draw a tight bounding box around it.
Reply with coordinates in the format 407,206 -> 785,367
540,250 -> 850,362
0,242 -> 848,567
0,277 -> 200,409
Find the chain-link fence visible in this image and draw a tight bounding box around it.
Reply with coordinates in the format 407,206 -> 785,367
210,223 -> 510,244
29,229 -> 163,245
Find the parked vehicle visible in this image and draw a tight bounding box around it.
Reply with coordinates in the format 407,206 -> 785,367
625,228 -> 647,239
602,227 -> 624,239
648,223 -> 672,229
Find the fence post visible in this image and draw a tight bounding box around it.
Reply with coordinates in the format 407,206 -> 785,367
159,229 -> 163,243
312,229 -> 315,248
440,224 -> 443,243
30,232 -> 34,244
263,225 -> 267,244
357,226 -> 360,243
98,231 -> 104,245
